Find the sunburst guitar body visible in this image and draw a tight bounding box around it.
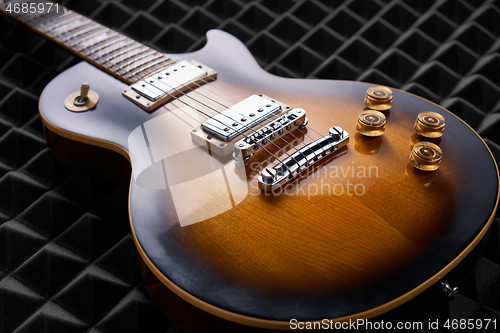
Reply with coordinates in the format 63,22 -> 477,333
2,2 -> 498,332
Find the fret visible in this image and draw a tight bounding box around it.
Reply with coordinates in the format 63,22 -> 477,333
117,53 -> 164,75
39,11 -> 77,31
68,27 -> 109,47
125,57 -> 171,79
74,31 -> 118,51
97,43 -> 142,62
92,40 -> 137,61
49,17 -> 89,36
112,50 -> 156,72
83,35 -> 125,54
31,8 -> 67,26
128,59 -> 174,82
105,46 -> 150,67
58,21 -> 97,41
87,38 -> 131,57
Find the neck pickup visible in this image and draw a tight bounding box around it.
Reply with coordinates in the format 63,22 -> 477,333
122,60 -> 217,112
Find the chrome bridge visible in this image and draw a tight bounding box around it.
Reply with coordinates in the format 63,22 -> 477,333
233,108 -> 308,166
258,127 -> 349,191
122,59 -> 217,112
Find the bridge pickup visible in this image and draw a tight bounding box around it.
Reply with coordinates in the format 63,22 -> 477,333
122,59 -> 217,112
201,94 -> 282,142
233,108 -> 308,165
258,126 -> 349,191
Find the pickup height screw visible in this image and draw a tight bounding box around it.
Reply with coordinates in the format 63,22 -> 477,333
238,144 -> 244,148
207,135 -> 212,139
192,129 -> 198,133
219,143 -> 225,147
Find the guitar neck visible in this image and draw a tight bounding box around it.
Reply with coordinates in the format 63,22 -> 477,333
0,0 -> 173,84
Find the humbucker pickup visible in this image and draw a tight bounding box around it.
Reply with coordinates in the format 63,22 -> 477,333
201,94 -> 281,142
122,59 -> 217,112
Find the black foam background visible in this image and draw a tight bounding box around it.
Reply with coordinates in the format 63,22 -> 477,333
0,0 -> 499,332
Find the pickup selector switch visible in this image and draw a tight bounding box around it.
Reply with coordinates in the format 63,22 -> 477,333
64,83 -> 99,112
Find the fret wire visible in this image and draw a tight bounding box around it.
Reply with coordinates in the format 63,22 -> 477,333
125,56 -> 170,79
39,12 -> 77,31
51,18 -> 90,37
59,22 -> 100,41
105,46 -> 150,67
83,35 -> 125,54
69,27 -> 110,47
118,53 -> 163,75
98,43 -> 143,63
75,31 -> 118,51
128,59 -> 174,82
31,9 -> 68,27
112,50 -> 156,71
45,15 -> 83,33
89,39 -> 134,58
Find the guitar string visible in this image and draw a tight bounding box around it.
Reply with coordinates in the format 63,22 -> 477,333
192,76 -> 325,166
154,70 -> 320,164
157,77 -> 309,168
192,76 -> 327,162
199,76 -> 325,138
197,76 -> 329,161
153,74 -> 325,174
155,91 -> 299,177
149,78 -> 302,173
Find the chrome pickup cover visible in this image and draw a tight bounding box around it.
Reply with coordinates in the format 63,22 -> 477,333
233,108 -> 308,165
258,126 -> 349,191
122,59 -> 217,112
201,94 -> 281,142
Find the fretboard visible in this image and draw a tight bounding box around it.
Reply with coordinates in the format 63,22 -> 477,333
0,0 -> 173,84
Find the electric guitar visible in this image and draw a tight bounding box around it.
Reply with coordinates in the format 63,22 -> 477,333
2,1 -> 498,331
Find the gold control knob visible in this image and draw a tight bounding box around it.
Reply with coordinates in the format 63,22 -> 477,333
410,141 -> 442,171
414,111 -> 445,138
365,86 -> 393,111
64,83 -> 99,112
356,110 -> 387,137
